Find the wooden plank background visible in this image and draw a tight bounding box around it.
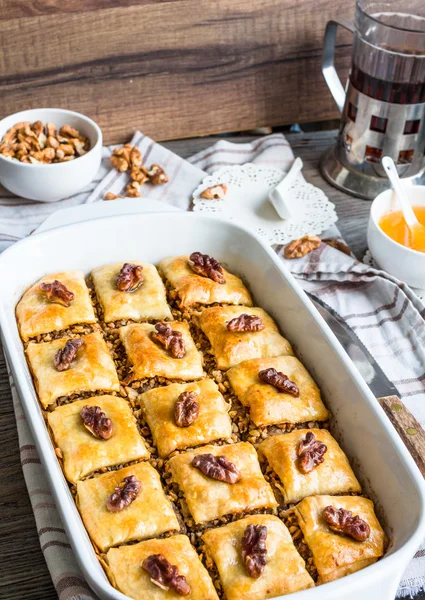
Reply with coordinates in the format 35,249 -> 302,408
0,0 -> 354,144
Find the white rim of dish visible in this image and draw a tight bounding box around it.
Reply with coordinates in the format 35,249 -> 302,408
0,107 -> 102,169
371,187 -> 425,258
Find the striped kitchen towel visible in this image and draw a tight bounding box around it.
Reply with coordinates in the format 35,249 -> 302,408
3,131 -> 425,598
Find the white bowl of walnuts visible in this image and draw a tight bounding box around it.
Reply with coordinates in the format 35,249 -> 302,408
0,108 -> 102,202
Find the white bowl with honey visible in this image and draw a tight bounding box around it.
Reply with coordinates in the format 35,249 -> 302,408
368,186 -> 425,288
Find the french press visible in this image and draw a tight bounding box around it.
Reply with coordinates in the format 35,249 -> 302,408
321,0 -> 425,200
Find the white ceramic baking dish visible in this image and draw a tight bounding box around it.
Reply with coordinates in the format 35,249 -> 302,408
1,211 -> 425,600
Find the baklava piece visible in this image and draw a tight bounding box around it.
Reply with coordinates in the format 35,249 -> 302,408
158,253 -> 253,308
258,430 -> 361,504
104,534 -> 219,600
48,395 -> 149,483
227,356 -> 329,429
202,515 -> 314,600
139,379 -> 233,458
16,270 -> 96,341
167,442 -> 277,525
91,262 -> 172,324
286,495 -> 386,584
119,322 -> 204,383
196,306 -> 293,370
76,462 -> 179,551
26,332 -> 120,408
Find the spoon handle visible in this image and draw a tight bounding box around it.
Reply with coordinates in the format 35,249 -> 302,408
382,157 -> 418,229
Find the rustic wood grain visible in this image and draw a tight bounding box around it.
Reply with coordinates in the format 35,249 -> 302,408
0,0 -> 354,143
0,130 -> 423,599
378,396 -> 425,479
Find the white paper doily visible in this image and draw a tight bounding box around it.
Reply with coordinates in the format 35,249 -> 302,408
192,163 -> 337,245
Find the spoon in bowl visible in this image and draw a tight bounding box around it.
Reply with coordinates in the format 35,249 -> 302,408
382,156 -> 425,252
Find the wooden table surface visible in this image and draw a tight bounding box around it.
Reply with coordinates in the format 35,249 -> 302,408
0,129 -> 423,599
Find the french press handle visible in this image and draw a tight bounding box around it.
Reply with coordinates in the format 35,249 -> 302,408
322,19 -> 355,112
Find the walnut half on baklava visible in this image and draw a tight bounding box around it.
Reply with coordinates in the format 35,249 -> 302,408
202,514 -> 315,600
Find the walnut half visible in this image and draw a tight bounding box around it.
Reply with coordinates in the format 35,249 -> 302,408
258,368 -> 299,397
227,314 -> 265,332
106,475 -> 141,513
53,338 -> 84,372
188,252 -> 225,284
40,280 -> 75,307
241,524 -> 268,578
192,453 -> 241,484
296,431 -> 327,474
151,323 -> 186,359
142,554 -> 191,596
174,391 -> 199,427
80,405 -> 113,440
322,505 -> 370,542
116,263 -> 144,292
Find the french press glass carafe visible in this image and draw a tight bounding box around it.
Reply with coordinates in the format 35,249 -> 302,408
321,0 -> 425,199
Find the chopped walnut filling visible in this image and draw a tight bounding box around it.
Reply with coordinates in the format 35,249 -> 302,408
80,405 -> 113,440
192,453 -> 241,484
142,554 -> 191,596
284,235 -> 321,259
0,121 -> 90,163
106,475 -> 141,513
187,252 -> 225,284
40,280 -> 75,307
174,391 -> 199,427
227,314 -> 265,332
296,431 -> 327,474
241,524 -> 268,578
200,184 -> 227,199
53,338 -> 84,372
258,368 -> 299,397
322,506 -> 370,542
116,263 -> 144,292
151,323 -> 186,358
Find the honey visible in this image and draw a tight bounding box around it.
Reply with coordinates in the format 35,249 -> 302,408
379,206 -> 425,252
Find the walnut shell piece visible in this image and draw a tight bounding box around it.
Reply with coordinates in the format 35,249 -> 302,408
151,323 -> 186,359
322,505 -> 370,542
80,405 -> 113,440
192,453 -> 241,484
322,238 -> 351,256
241,524 -> 268,578
200,184 -> 228,199
53,338 -> 84,372
116,263 -> 144,292
174,391 -> 199,427
187,252 -> 225,284
106,475 -> 141,513
284,235 -> 321,259
142,554 -> 191,596
40,280 -> 75,307
258,368 -> 299,397
296,431 -> 327,474
227,314 -> 265,332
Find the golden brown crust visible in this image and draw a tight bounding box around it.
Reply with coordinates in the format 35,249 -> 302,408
139,379 -> 232,458
119,322 -> 204,381
159,255 -> 253,308
292,495 -> 386,584
91,262 -> 172,323
48,395 -> 149,483
105,535 -> 219,600
227,356 -> 330,427
76,462 -> 179,551
16,270 -> 96,341
258,430 -> 361,504
26,332 -> 120,408
196,306 -> 294,370
202,514 -> 314,600
167,442 -> 277,524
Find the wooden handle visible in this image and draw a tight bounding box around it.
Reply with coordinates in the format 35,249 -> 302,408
378,396 -> 425,478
